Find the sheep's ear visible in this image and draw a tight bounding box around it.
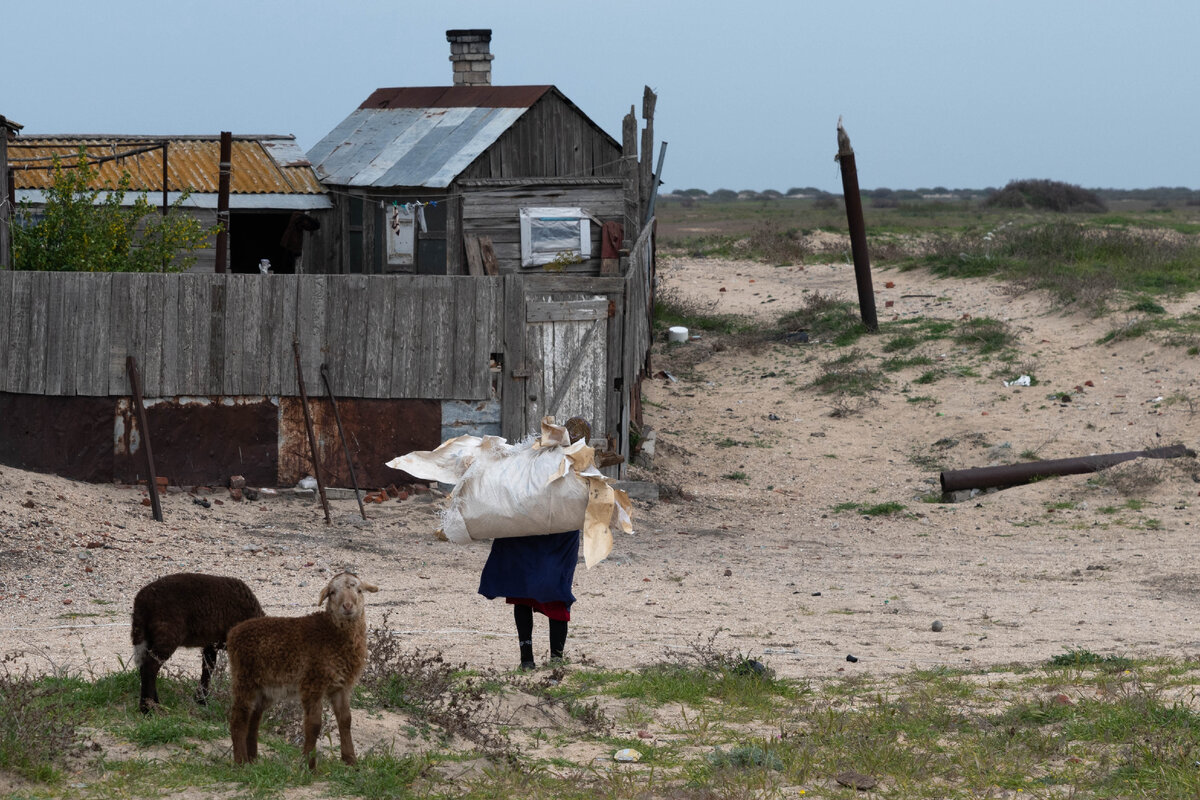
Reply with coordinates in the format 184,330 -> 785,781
361,581 -> 379,593
318,584 -> 332,606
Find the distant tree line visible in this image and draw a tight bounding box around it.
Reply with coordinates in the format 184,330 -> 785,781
662,181 -> 1200,210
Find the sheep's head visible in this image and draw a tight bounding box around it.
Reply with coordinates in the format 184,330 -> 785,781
318,572 -> 379,621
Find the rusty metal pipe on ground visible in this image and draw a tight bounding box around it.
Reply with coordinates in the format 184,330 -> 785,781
940,444 -> 1195,494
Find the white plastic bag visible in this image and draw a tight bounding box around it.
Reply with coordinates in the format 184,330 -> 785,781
387,418 -> 633,567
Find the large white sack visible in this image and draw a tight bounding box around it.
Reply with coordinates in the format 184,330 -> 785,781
387,418 -> 633,567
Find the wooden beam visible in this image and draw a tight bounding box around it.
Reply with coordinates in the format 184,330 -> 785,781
464,235 -> 485,276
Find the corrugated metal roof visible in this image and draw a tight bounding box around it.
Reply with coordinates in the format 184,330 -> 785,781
308,86 -> 555,189
9,135 -> 326,195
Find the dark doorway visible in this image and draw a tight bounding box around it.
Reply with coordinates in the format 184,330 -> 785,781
230,212 -> 294,274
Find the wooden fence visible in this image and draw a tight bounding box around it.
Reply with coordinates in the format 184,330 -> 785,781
0,271 -> 505,400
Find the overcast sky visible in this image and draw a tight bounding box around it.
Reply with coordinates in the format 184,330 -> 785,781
4,1 -> 1197,194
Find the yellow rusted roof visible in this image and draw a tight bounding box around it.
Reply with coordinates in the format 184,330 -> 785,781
9,135 -> 325,195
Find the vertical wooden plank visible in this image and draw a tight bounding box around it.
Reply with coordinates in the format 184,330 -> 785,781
328,274 -> 368,395
266,275 -> 296,394
177,274 -> 203,396
87,274 -> 112,395
223,275 -> 247,396
4,273 -> 32,392
322,276 -> 348,390
108,273 -> 134,395
481,277 -> 503,398
43,274 -> 69,396
500,274 -> 527,439
141,276 -> 164,397
25,272 -> 50,395
240,275 -> 265,394
422,276 -> 452,398
128,275 -> 151,396
296,274 -> 327,395
451,277 -> 476,399
207,277 -> 227,395
159,276 -> 181,396
0,271 -> 13,390
388,278 -> 419,397
468,277 -> 495,399
363,275 -> 393,398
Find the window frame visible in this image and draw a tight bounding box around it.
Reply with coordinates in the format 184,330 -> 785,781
519,207 -> 591,268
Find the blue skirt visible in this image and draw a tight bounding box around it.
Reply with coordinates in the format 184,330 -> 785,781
478,530 -> 580,607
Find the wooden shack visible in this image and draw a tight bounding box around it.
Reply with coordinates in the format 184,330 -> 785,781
0,30 -> 659,492
308,31 -> 632,278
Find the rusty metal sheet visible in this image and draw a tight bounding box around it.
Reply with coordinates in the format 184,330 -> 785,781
113,396 -> 279,487
0,392 -> 444,490
279,397 -> 442,489
0,393 -> 114,481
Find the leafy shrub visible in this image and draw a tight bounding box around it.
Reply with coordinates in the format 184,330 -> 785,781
985,179 -> 1107,213
12,149 -> 216,272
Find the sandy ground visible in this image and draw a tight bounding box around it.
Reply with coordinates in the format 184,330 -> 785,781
2,255 -> 1199,699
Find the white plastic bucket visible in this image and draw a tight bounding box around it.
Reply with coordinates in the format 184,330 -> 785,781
667,326 -> 689,343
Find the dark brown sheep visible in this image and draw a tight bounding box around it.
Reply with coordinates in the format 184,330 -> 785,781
227,572 -> 378,769
130,572 -> 264,714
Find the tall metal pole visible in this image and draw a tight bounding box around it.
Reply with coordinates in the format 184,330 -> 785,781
126,357 -> 163,522
835,118 -> 878,333
214,131 -> 232,274
293,339 -> 332,524
321,364 -> 367,521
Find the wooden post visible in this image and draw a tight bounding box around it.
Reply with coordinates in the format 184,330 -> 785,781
214,131 -> 232,274
621,107 -> 640,252
835,118 -> 878,333
126,356 -> 163,522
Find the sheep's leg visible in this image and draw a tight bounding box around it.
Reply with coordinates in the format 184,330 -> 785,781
300,691 -> 324,770
138,644 -> 175,713
230,691 -> 252,764
197,645 -> 218,705
330,688 -> 356,765
246,696 -> 266,762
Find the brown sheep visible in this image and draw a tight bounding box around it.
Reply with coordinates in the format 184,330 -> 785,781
227,572 -> 378,769
130,572 -> 264,713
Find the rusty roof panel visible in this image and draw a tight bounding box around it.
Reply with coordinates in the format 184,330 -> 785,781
9,135 -> 326,194
360,85 -> 551,110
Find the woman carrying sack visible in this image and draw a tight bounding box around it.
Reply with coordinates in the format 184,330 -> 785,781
477,418 -> 591,669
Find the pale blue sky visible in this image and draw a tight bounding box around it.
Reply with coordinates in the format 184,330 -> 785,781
4,1 -> 1197,193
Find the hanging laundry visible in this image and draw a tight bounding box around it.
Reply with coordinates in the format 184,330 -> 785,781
386,204 -> 415,266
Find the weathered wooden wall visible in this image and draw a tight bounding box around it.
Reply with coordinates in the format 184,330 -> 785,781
457,93 -> 623,182
0,272 -> 502,400
458,179 -> 625,275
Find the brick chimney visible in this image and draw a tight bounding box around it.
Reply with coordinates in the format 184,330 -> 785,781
447,29 -> 493,86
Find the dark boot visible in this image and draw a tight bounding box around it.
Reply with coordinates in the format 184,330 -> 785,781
514,604 -> 535,669
549,619 -> 568,663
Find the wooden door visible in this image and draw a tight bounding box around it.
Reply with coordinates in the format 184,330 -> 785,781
524,294 -> 611,433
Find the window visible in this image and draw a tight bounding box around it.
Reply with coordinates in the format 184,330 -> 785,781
519,207 -> 591,268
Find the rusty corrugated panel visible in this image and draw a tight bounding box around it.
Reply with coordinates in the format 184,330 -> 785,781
279,397 -> 441,488
10,136 -> 326,195
360,85 -> 551,110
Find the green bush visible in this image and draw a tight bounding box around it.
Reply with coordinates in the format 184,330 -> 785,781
985,179 -> 1107,213
12,149 -> 217,272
